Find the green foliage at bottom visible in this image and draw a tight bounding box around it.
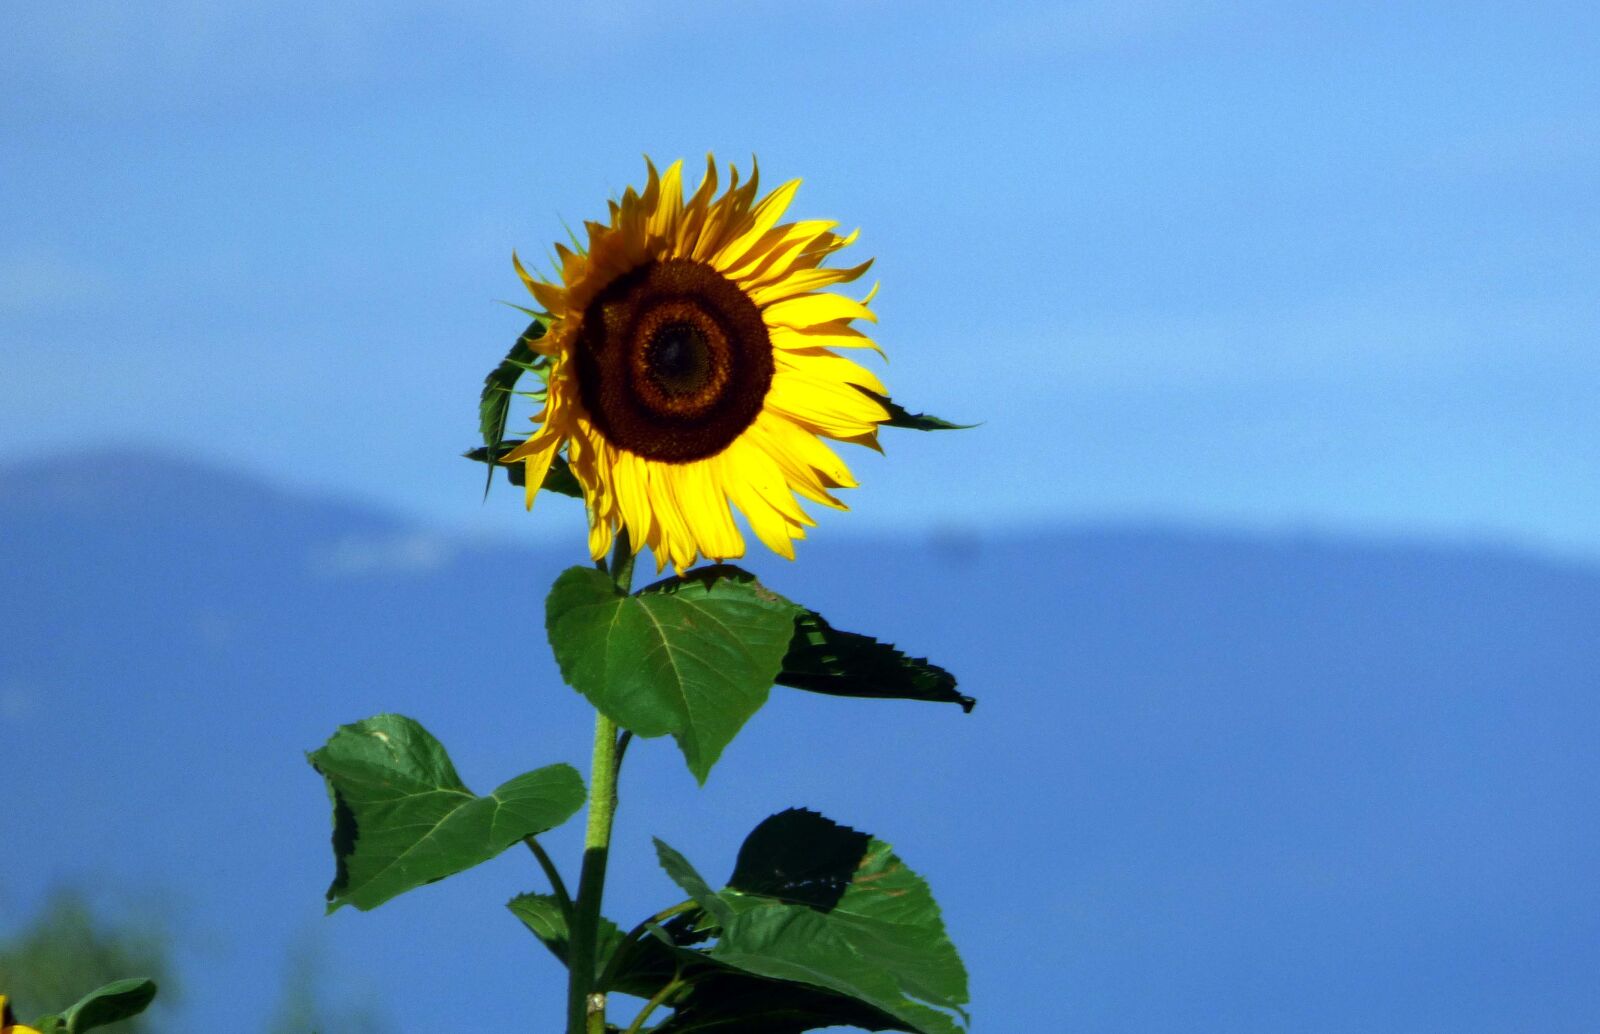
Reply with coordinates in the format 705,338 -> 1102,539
30,979 -> 159,1034
0,889 -> 172,1033
649,968 -> 908,1034
511,809 -> 969,1034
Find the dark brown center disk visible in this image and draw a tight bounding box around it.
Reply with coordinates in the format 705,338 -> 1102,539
574,258 -> 774,463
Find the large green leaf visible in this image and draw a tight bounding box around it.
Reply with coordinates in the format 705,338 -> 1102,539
712,905 -> 960,1034
310,714 -> 585,911
545,565 -> 800,782
652,812 -> 968,1034
62,979 -> 158,1033
778,611 -> 974,712
649,968 -> 908,1034
727,807 -> 870,910
27,978 -> 159,1034
526,868 -> 906,1033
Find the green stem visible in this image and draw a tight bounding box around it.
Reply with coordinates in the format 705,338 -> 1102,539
608,530 -> 637,590
568,713 -> 620,1034
567,529 -> 636,1034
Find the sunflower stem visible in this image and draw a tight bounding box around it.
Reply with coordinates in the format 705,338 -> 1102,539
608,530 -> 637,592
567,530 -> 635,1034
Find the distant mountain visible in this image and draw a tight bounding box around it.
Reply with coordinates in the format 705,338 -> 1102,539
3,451 -> 1597,1033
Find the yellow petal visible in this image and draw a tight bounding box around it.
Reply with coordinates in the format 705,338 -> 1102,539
721,219 -> 838,283
749,412 -> 854,501
724,434 -> 815,525
648,159 -> 685,239
722,455 -> 797,559
639,157 -> 662,212
762,410 -> 860,488
775,347 -> 889,397
612,450 -> 654,550
769,321 -> 885,354
692,162 -> 744,261
501,434 -> 562,511
677,154 -> 720,254
749,259 -> 874,307
711,178 -> 802,272
647,463 -> 696,570
763,291 -> 877,330
587,513 -> 614,560
804,226 -> 860,260
766,368 -> 891,437
674,459 -> 745,561
512,252 -> 565,314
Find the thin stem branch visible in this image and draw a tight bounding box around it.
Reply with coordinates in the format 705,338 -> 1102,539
522,836 -> 573,920
622,976 -> 685,1034
596,899 -> 696,992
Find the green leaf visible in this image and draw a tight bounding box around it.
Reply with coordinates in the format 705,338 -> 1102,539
778,611 -> 974,713
860,389 -> 974,431
508,893 -> 579,957
714,905 -> 960,1034
478,319 -> 548,497
508,894 -> 683,998
507,894 -> 624,976
479,320 -> 545,449
653,839 -> 733,927
309,714 -> 585,912
463,441 -> 584,498
546,565 -> 801,782
650,968 -> 908,1034
727,808 -> 871,910
653,812 -> 969,1034
59,978 -> 158,1032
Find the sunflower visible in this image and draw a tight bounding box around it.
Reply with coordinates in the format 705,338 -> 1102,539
0,996 -> 41,1034
502,156 -> 891,571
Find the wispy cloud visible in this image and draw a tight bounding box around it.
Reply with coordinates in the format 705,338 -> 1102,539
309,532 -> 457,577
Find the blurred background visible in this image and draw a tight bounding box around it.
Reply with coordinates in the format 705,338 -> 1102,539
3,2 -> 1597,1031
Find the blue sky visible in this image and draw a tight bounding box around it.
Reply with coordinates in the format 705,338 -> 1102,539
3,1 -> 1597,555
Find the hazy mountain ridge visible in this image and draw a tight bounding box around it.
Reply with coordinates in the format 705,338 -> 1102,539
4,450 -> 1597,1032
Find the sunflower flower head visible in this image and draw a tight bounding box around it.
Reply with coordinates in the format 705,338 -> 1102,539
1,996 -> 42,1034
502,155 -> 891,572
